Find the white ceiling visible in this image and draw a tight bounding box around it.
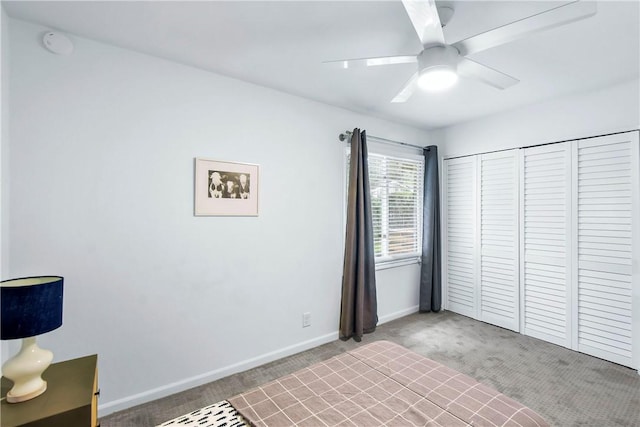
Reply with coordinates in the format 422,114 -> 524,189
3,1 -> 639,130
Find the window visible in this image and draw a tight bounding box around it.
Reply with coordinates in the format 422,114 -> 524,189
346,148 -> 424,265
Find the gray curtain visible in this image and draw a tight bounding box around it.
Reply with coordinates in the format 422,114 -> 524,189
419,145 -> 441,312
339,128 -> 378,341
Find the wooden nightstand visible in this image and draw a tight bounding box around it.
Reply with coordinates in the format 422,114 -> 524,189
1,355 -> 99,427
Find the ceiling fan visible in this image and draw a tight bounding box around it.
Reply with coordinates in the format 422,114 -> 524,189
324,0 -> 597,102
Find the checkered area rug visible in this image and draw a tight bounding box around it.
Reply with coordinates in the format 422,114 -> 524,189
157,400 -> 247,427
159,341 -> 548,426
228,341 -> 548,426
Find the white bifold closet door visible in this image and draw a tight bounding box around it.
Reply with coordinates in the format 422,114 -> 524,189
443,156 -> 477,318
479,151 -> 519,331
445,132 -> 638,369
574,132 -> 640,367
520,142 -> 572,348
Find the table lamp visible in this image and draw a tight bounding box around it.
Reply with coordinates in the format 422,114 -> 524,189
1,276 -> 64,403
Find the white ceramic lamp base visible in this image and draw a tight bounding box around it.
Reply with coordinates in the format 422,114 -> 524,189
2,336 -> 53,403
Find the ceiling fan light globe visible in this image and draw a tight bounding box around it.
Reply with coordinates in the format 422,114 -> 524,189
418,67 -> 458,91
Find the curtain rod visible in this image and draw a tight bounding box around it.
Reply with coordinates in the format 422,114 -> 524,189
339,130 -> 427,150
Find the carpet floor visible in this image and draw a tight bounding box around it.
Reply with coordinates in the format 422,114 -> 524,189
100,311 -> 640,426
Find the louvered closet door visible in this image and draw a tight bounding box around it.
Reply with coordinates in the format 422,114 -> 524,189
480,151 -> 519,331
575,132 -> 639,368
444,156 -> 477,318
521,143 -> 572,348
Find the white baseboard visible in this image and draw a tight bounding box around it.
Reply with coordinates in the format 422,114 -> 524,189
378,305 -> 419,325
98,331 -> 339,417
99,306 -> 419,417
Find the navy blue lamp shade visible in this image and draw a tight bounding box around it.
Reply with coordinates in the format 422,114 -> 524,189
1,276 -> 64,340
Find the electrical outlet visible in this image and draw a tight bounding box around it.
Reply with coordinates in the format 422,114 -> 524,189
302,312 -> 311,328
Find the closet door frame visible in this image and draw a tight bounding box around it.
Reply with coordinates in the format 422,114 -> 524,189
570,141 -> 579,351
442,157 -> 449,312
631,130 -> 640,375
633,132 -> 640,373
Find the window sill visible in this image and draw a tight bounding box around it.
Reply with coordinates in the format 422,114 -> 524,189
375,257 -> 420,271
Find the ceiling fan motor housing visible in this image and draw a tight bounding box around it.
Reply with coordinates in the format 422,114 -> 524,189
418,45 -> 459,75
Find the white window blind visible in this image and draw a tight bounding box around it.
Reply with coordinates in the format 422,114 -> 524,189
346,149 -> 424,264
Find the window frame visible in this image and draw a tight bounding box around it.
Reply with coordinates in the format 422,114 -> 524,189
344,144 -> 424,269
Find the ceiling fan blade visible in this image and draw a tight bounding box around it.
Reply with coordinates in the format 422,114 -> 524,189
458,57 -> 519,90
453,1 -> 597,56
401,0 -> 445,47
391,72 -> 419,103
323,55 -> 417,69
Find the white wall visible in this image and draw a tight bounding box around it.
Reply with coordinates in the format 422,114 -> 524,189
376,265 -> 421,322
1,8 -> 9,280
0,7 -> 10,364
440,78 -> 640,157
5,18 -> 430,414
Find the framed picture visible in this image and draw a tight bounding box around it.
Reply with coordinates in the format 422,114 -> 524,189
194,158 -> 259,216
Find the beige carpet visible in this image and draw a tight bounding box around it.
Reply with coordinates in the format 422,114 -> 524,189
101,311 -> 640,426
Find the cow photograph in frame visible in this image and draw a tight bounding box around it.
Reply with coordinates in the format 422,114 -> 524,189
195,158 -> 259,216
